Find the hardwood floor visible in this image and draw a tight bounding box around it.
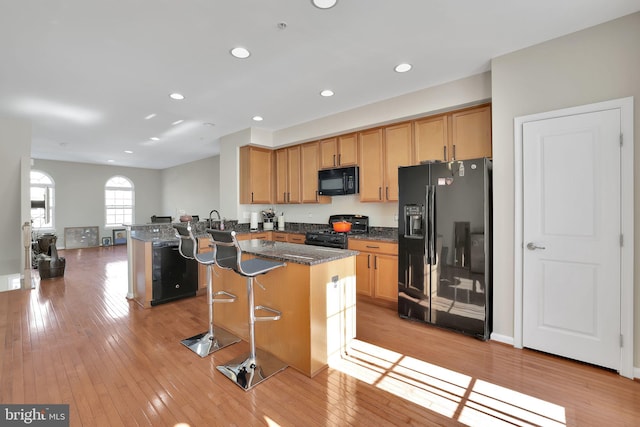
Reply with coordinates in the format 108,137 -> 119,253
1,246 -> 638,426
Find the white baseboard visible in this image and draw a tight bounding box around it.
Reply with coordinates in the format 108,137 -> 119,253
489,333 -> 639,380
490,332 -> 514,346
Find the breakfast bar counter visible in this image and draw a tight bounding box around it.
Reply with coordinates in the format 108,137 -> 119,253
212,239 -> 357,377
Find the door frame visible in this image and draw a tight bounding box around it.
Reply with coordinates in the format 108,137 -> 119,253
513,97 -> 634,379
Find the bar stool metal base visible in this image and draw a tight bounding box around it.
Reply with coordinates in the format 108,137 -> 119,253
217,348 -> 287,390
181,328 -> 240,358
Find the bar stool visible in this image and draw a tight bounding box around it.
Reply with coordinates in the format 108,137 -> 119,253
208,229 -> 287,390
173,223 -> 240,357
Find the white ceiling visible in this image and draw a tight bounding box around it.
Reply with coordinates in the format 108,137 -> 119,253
2,1 -> 639,169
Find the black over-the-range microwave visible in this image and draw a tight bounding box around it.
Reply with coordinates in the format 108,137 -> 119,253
318,166 -> 359,196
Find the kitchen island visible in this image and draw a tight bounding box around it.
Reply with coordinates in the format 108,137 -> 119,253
213,239 -> 358,378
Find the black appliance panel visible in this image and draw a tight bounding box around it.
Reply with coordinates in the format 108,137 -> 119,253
151,243 -> 198,305
318,166 -> 359,196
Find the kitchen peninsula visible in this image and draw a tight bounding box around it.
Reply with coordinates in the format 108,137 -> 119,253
213,239 -> 357,378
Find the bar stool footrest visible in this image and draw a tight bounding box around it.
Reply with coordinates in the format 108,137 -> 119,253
216,348 -> 287,390
181,328 -> 241,358
212,290 -> 237,303
254,305 -> 281,321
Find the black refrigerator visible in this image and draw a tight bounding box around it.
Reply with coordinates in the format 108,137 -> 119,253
398,158 -> 492,340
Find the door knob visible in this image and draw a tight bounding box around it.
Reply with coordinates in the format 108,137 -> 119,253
526,242 -> 546,250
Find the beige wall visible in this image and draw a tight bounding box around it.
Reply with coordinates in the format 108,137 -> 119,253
491,12 -> 640,364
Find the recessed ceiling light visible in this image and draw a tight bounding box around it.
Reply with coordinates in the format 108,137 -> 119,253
312,0 -> 337,9
124,150 -> 133,154
172,119 -> 184,126
144,113 -> 157,120
169,93 -> 185,100
394,63 -> 412,73
107,159 -> 114,163
252,116 -> 263,122
150,137 -> 160,141
320,89 -> 334,97
230,47 -> 250,59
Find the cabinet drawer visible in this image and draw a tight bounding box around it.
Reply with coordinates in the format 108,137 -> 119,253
272,232 -> 288,242
237,232 -> 271,241
288,234 -> 306,244
348,239 -> 397,255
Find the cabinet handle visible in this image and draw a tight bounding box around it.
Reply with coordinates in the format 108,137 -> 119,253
338,153 -> 341,165
287,192 -> 290,203
385,186 -> 389,200
443,146 -> 447,161
333,154 -> 336,167
378,187 -> 382,200
367,254 -> 370,269
374,256 -> 378,270
251,192 -> 254,203
452,145 -> 456,160
315,190 -> 318,202
366,245 -> 380,249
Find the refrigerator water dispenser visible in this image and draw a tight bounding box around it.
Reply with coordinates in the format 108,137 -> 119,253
404,204 -> 424,238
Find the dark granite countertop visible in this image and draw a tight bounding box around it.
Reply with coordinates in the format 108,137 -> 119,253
239,240 -> 358,266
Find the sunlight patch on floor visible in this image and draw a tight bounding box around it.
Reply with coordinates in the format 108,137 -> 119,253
330,339 -> 566,426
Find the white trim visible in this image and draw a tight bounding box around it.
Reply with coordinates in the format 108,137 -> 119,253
513,97 -> 634,379
490,333 -> 514,346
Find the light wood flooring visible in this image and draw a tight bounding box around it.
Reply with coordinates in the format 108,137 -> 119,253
1,245 -> 638,426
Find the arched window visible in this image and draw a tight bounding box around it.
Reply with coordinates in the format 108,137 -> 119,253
30,170 -> 55,229
105,176 -> 134,226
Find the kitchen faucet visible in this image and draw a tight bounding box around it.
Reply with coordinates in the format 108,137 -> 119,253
209,210 -> 221,229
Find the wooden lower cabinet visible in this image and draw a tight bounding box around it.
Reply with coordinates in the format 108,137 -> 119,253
348,239 -> 398,306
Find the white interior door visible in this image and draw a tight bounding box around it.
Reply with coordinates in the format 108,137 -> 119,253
522,109 -> 621,370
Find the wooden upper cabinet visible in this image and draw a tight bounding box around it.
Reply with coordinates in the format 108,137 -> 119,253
275,146 -> 301,204
239,145 -> 273,204
319,133 -> 358,168
301,142 -> 331,204
450,105 -> 492,160
414,114 -> 448,163
358,128 -> 384,202
383,122 -> 413,202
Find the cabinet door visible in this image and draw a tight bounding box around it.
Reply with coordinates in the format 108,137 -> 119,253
301,142 -> 330,204
337,133 -> 358,166
240,146 -> 273,204
287,145 -> 301,203
319,137 -> 338,168
275,148 -> 288,204
383,122 -> 412,202
358,128 -> 384,202
355,252 -> 373,296
450,105 -> 492,160
414,115 -> 448,163
374,254 -> 399,302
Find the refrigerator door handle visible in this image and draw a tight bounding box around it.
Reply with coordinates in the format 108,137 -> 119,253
426,185 -> 435,265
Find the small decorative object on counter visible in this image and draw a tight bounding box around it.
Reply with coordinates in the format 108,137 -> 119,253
179,215 -> 192,222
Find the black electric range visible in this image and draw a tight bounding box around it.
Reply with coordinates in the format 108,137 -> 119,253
304,214 -> 369,249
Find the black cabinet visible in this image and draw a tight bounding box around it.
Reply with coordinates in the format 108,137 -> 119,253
151,243 -> 197,306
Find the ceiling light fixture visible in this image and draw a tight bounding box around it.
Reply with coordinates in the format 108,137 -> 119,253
172,119 -> 184,125
252,116 -> 263,122
150,137 -> 160,141
312,0 -> 337,9
230,47 -> 250,59
124,150 -> 133,154
320,89 -> 334,97
144,113 -> 157,120
394,63 -> 412,73
107,159 -> 114,163
169,93 -> 185,100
